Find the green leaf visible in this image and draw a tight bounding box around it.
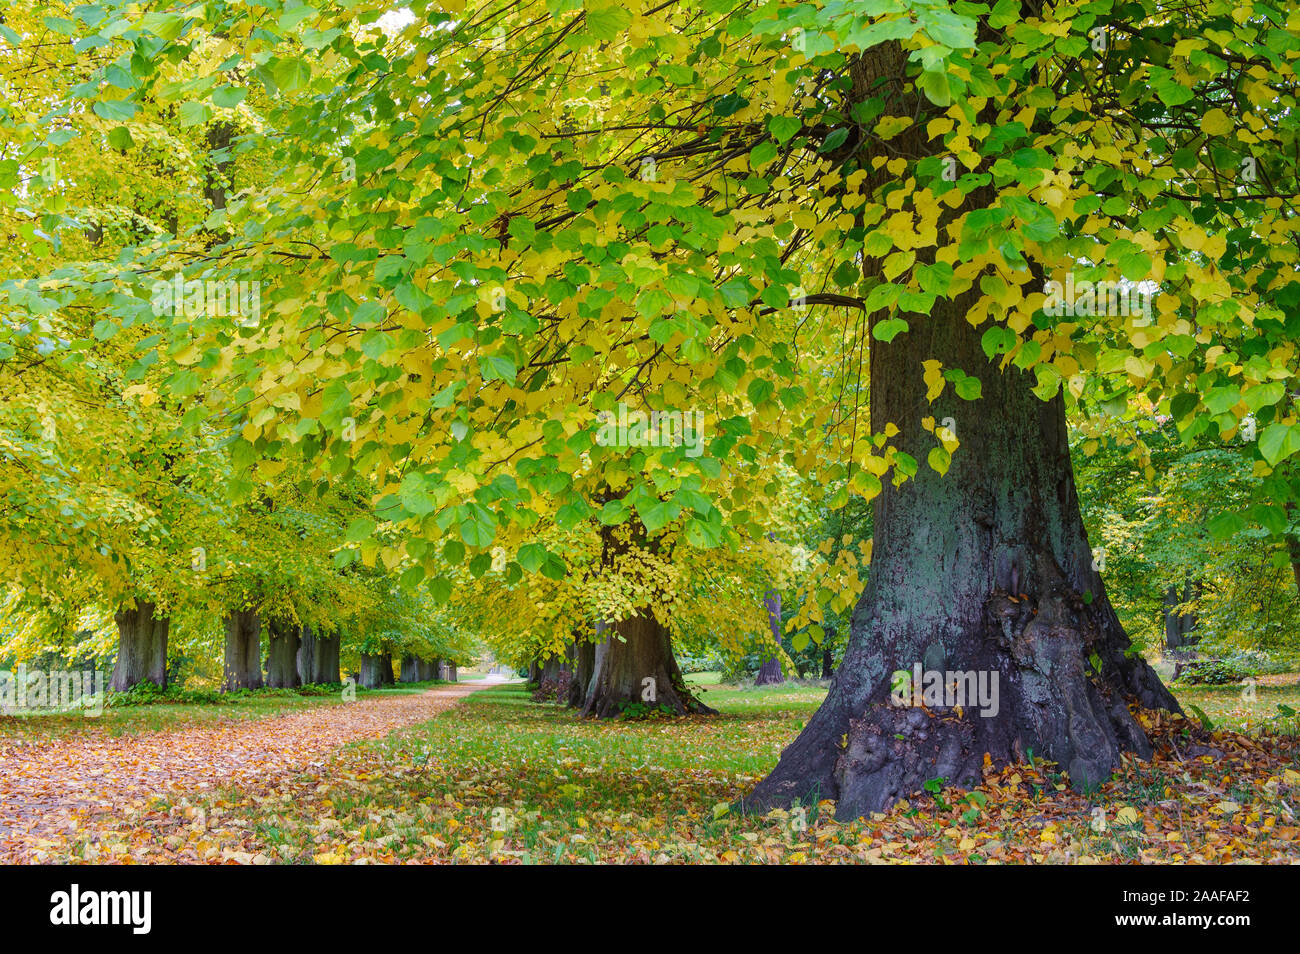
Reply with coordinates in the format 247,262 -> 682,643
918,70 -> 951,107
873,317 -> 908,342
92,99 -> 136,122
107,126 -> 135,151
459,516 -> 495,548
585,6 -> 632,41
747,378 -> 775,406
180,101 -> 212,127
750,141 -> 778,168
428,576 -> 453,604
768,116 -> 801,144
1259,423 -> 1300,467
272,56 -> 312,93
981,326 -> 1016,358
479,354 -> 517,383
712,92 -> 748,117
818,128 -> 849,154
954,375 -> 982,400
517,543 -> 548,572
212,85 -> 247,108
928,445 -> 951,475
636,497 -> 673,533
345,517 -> 376,542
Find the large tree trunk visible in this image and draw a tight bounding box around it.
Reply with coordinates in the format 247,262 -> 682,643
400,656 -> 426,682
1163,576 -> 1200,651
568,637 -> 598,708
222,609 -> 263,691
580,611 -> 716,717
110,600 -> 170,691
359,653 -> 391,688
742,43 -> 1179,820
297,627 -> 340,684
745,308 -> 1181,815
265,619 -> 301,688
422,658 -> 440,681
755,589 -> 785,685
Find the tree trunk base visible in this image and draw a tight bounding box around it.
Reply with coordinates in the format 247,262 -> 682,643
265,620 -> 301,689
297,628 -> 340,684
580,613 -> 717,718
533,655 -> 573,702
755,589 -> 785,685
222,609 -> 263,691
743,587 -> 1179,819
359,653 -> 394,688
568,639 -> 597,708
110,601 -> 170,692
755,657 -> 784,685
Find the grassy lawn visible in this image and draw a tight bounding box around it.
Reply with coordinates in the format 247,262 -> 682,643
1172,676 -> 1300,732
0,681 -> 450,741
97,675 -> 1296,865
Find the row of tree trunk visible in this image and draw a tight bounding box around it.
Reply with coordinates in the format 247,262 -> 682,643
361,653 -> 452,687
109,600 -> 349,692
400,656 -> 441,682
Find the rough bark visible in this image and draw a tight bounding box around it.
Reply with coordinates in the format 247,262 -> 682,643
401,656 -> 432,682
580,611 -> 716,717
755,589 -> 785,685
446,663 -> 457,682
740,42 -> 1180,820
265,619 -> 301,689
297,627 -> 341,684
568,637 -> 598,708
222,609 -> 263,691
743,292 -> 1181,815
1163,577 -> 1200,651
110,600 -> 170,691
359,653 -> 392,689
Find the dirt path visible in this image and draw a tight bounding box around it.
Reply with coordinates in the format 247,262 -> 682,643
0,682 -> 495,862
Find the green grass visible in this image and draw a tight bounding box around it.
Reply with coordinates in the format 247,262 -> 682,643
685,670 -> 723,685
462,681 -> 822,773
1172,678 -> 1300,732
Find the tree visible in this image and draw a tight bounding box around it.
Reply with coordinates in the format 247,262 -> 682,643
297,624 -> 342,684
110,600 -> 171,691
18,0 -> 1300,819
754,590 -> 785,685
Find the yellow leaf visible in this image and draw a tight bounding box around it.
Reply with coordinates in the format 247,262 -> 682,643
1202,109 -> 1232,137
